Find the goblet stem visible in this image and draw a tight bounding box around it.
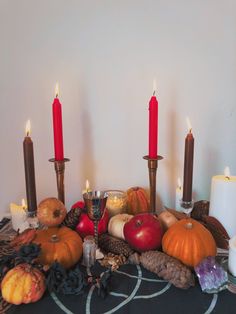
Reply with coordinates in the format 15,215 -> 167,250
94,220 -> 99,246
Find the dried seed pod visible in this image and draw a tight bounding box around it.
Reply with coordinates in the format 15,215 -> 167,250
201,215 -> 229,249
191,200 -> 209,220
99,234 -> 134,257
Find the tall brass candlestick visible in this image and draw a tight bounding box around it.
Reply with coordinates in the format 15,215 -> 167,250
143,155 -> 163,213
49,158 -> 70,204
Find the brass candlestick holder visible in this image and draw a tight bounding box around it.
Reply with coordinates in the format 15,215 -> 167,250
143,155 -> 163,213
49,158 -> 70,204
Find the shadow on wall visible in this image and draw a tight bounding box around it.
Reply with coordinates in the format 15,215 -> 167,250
162,109 -> 178,209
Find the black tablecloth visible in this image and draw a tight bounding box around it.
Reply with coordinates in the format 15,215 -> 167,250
6,263 -> 236,314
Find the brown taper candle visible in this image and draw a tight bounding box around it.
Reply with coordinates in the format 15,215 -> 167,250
23,121 -> 37,212
183,130 -> 194,202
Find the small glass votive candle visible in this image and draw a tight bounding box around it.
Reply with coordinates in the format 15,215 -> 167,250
82,235 -> 96,267
105,190 -> 127,217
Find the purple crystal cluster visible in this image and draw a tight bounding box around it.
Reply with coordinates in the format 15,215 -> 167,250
194,256 -> 228,293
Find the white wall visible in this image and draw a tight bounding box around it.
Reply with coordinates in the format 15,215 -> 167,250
1,0 -> 236,215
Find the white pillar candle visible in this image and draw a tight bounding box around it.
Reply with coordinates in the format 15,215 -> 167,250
228,236 -> 236,277
209,167 -> 236,238
175,178 -> 183,212
10,199 -> 29,232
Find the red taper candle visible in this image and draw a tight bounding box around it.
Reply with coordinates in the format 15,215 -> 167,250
148,90 -> 158,158
52,83 -> 64,161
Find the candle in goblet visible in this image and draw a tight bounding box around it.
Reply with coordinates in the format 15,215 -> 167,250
106,190 -> 127,216
83,191 -> 108,245
82,179 -> 92,195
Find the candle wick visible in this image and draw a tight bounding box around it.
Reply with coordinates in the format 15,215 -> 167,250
189,128 -> 192,134
153,90 -> 156,96
26,131 -> 30,137
225,176 -> 230,180
55,93 -> 58,98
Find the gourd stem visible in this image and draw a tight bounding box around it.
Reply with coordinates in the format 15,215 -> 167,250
186,222 -> 193,229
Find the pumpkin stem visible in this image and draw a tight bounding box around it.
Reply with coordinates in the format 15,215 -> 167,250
51,234 -> 59,242
185,222 -> 193,229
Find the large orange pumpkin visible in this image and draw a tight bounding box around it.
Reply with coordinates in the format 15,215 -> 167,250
33,226 -> 83,269
1,264 -> 46,305
162,218 -> 217,267
126,187 -> 150,215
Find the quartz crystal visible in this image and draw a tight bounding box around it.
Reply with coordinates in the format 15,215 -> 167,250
194,256 -> 228,293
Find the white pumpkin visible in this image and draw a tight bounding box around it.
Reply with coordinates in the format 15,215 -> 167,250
108,214 -> 133,240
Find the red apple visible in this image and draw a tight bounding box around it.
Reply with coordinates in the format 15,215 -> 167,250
123,213 -> 163,252
76,208 -> 109,238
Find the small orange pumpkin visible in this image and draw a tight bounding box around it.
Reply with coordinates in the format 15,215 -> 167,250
1,264 -> 46,305
126,187 -> 150,215
33,226 -> 83,269
162,218 -> 217,267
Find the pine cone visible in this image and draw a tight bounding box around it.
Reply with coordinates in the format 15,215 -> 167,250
129,251 -> 195,289
191,200 -> 209,220
98,234 -> 134,257
61,206 -> 83,230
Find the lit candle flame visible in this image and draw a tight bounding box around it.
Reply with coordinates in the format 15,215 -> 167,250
177,178 -> 182,189
21,198 -> 26,209
153,79 -> 157,96
85,180 -> 90,192
186,117 -> 192,133
224,166 -> 230,179
55,82 -> 59,98
25,120 -> 31,137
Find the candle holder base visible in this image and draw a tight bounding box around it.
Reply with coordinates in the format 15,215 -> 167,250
49,158 -> 70,204
143,155 -> 163,213
180,200 -> 194,216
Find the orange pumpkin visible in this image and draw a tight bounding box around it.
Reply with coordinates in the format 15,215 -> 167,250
33,226 -> 83,269
37,197 -> 67,227
162,218 -> 217,267
1,263 -> 46,305
126,187 -> 150,215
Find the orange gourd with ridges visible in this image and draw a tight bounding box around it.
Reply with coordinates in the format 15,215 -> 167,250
162,218 -> 217,267
1,264 -> 45,305
126,187 -> 150,215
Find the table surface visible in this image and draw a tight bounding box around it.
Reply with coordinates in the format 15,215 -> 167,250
1,221 -> 236,314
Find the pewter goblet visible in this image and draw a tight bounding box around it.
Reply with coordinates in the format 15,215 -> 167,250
83,191 -> 108,246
